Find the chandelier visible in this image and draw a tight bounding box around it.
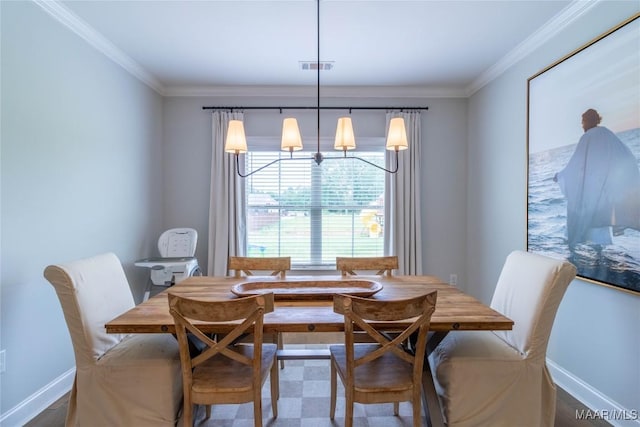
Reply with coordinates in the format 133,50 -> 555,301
218,0 -> 421,178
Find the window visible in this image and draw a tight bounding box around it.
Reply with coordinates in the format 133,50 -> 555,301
245,138 -> 386,268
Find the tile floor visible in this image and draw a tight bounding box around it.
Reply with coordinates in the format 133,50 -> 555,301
188,354 -> 423,427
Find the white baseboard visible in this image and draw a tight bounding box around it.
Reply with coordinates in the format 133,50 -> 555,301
0,368 -> 74,427
547,359 -> 640,427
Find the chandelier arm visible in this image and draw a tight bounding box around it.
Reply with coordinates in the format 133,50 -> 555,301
235,154 -> 323,177
349,150 -> 400,174
204,106 -> 428,111
234,152 -> 398,177
235,155 -> 284,178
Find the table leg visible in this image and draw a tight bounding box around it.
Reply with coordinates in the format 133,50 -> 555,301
422,331 -> 448,427
142,277 -> 152,302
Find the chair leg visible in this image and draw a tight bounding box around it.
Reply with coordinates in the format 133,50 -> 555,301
254,392 -> 263,427
413,393 -> 422,427
394,401 -> 399,415
345,388 -> 354,427
277,332 -> 285,369
270,356 -> 279,418
205,405 -> 211,420
183,399 -> 193,427
330,361 -> 337,419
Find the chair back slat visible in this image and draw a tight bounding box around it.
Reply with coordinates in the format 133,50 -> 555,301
229,256 -> 291,278
336,256 -> 398,277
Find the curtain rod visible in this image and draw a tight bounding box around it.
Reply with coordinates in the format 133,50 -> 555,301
202,106 -> 428,112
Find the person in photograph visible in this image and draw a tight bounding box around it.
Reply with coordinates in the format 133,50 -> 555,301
554,108 -> 640,250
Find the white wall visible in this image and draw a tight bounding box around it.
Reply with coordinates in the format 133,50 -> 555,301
162,96 -> 468,283
0,1 -> 164,421
466,1 -> 640,422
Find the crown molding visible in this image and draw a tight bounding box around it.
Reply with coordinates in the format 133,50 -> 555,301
33,0 -> 166,95
34,0 -> 462,99
465,0 -> 601,96
164,85 -> 315,98
164,84 -> 467,99
35,0 -> 598,100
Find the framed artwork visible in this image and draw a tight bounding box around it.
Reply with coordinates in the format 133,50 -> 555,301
527,14 -> 640,294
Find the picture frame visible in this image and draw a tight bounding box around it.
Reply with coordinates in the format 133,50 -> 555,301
527,13 -> 640,294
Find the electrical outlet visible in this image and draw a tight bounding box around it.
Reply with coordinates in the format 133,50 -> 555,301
449,274 -> 458,287
0,350 -> 6,373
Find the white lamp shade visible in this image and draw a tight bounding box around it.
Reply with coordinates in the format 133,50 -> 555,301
224,120 -> 248,153
386,117 -> 409,151
334,117 -> 356,150
281,118 -> 303,151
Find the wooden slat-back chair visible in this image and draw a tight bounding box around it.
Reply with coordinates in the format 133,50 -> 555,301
329,291 -> 437,427
336,256 -> 398,277
229,256 -> 291,279
168,292 -> 279,427
336,256 -> 400,344
229,256 -> 291,368
228,256 -> 291,368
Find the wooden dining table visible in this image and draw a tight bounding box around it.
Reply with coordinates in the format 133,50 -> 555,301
106,274 -> 513,427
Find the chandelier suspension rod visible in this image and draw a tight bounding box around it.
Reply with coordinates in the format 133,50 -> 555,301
222,0 -> 419,177
315,0 -> 322,164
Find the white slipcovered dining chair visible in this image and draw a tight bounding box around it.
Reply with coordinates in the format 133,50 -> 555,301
430,250 -> 576,427
44,252 -> 183,427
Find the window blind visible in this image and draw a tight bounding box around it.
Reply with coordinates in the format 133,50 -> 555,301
244,150 -> 385,268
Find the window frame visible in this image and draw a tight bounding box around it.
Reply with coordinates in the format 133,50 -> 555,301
243,136 -> 387,268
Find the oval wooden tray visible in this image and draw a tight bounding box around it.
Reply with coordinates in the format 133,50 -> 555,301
231,279 -> 382,300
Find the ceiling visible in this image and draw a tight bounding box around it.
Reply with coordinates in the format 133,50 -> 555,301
50,0 -> 581,97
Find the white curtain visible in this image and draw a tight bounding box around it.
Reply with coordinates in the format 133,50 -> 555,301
384,110 -> 423,274
207,110 -> 246,276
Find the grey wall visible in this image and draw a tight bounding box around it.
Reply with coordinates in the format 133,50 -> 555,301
162,96 -> 468,283
466,0 -> 640,416
1,1 -> 164,416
